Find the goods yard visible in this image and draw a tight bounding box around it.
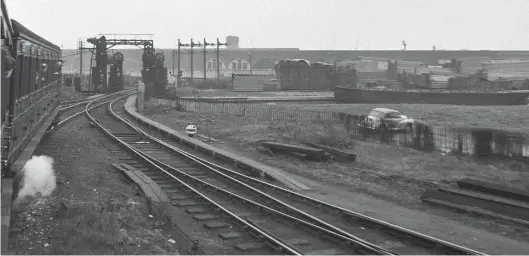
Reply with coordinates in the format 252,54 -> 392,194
2,0 -> 529,254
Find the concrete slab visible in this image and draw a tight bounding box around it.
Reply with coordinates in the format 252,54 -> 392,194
173,199 -> 202,206
203,221 -> 230,230
219,232 -> 241,240
124,95 -> 310,191
421,189 -> 529,222
439,187 -> 529,210
193,214 -> 220,221
422,197 -> 529,226
185,207 -> 209,214
168,194 -> 191,200
112,164 -> 171,219
234,243 -> 266,251
285,238 -> 310,246
458,178 -> 529,202
306,248 -> 345,255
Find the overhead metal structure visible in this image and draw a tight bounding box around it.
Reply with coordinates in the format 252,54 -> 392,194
84,35 -> 158,93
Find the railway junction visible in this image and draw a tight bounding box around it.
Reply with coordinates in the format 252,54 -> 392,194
2,0 -> 529,254
4,83 -> 529,255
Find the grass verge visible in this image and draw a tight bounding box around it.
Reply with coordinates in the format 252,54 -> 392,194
144,105 -> 529,191
278,103 -> 529,135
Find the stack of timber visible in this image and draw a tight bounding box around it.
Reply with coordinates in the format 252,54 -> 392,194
261,141 -> 357,162
421,178 -> 529,226
232,74 -> 272,92
303,142 -> 357,162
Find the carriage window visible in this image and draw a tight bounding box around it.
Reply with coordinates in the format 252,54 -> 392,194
46,59 -> 51,85
22,56 -> 30,96
33,58 -> 37,91
14,55 -> 23,99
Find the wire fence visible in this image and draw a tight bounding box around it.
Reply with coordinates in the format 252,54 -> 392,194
142,95 -> 529,161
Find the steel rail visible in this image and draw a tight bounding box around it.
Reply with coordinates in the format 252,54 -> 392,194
46,90 -> 136,135
113,96 -> 486,256
110,101 -> 395,255
131,147 -> 392,255
85,95 -> 303,255
59,89 -> 134,111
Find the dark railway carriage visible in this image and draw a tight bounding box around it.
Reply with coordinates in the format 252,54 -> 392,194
275,59 -> 334,91
275,59 -> 311,90
1,0 -> 63,178
310,62 -> 333,90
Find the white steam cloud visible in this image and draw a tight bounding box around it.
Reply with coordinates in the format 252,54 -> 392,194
15,155 -> 57,201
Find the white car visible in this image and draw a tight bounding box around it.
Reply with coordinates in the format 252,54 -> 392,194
358,108 -> 415,133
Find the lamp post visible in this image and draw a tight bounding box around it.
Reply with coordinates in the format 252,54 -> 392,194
248,52 -> 253,74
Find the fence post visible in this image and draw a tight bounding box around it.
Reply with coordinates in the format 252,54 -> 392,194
472,129 -> 493,156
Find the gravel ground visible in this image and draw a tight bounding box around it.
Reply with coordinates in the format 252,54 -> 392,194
142,107 -> 529,254
58,86 -> 87,101
8,115 -> 180,255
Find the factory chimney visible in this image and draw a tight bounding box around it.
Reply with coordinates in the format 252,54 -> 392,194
226,36 -> 239,49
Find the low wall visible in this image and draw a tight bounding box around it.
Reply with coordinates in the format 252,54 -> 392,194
334,87 -> 529,106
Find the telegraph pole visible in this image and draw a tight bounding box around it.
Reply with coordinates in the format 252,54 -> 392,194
177,39 -> 190,86
248,52 -> 253,74
78,39 -> 83,85
215,38 -> 228,84
216,38 -> 220,82
203,38 -> 207,81
190,39 -> 194,81
172,49 -> 175,81
175,38 -> 226,85
177,39 -> 181,86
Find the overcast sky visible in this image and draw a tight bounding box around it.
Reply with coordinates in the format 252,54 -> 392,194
5,0 -> 529,50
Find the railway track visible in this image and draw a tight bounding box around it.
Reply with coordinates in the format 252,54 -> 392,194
46,89 -> 135,134
89,97 -> 389,255
114,100 -> 486,255
87,95 -> 485,255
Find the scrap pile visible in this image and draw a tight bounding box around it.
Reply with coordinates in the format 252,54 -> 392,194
482,60 -> 529,81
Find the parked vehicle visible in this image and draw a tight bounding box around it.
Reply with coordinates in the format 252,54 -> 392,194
358,108 -> 415,133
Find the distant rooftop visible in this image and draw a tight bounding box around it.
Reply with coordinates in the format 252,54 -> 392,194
223,48 -> 300,51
